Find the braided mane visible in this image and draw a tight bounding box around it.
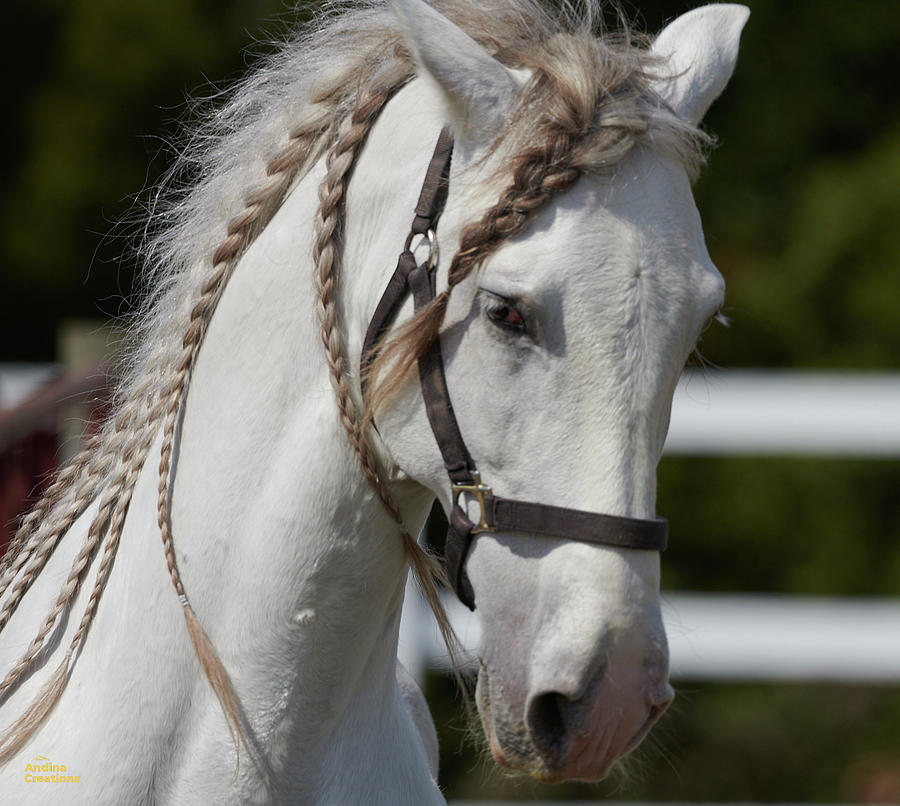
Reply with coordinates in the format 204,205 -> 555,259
0,0 -> 705,763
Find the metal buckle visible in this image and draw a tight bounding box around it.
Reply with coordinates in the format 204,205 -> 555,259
451,471 -> 493,534
404,228 -> 438,270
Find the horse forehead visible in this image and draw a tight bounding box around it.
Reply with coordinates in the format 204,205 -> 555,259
490,154 -> 709,297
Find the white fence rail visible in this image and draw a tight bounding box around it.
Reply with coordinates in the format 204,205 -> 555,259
666,370 -> 900,456
400,589 -> 900,682
400,371 -> 900,683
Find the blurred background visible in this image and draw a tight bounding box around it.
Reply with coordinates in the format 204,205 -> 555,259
1,0 -> 898,802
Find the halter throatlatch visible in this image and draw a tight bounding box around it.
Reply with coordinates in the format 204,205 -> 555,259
362,128 -> 668,610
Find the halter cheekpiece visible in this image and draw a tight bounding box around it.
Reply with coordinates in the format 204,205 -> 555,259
361,128 -> 668,610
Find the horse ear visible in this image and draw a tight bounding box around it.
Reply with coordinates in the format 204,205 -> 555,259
651,4 -> 750,125
391,0 -> 519,143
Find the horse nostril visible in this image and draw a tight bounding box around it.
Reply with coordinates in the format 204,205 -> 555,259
526,692 -> 569,763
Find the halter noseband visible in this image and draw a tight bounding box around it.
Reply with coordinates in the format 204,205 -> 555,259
361,128 -> 667,610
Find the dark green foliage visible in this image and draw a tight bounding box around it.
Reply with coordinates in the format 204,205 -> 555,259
659,457 -> 900,596
0,0 -> 291,357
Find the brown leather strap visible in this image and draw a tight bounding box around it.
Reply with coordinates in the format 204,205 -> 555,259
408,263 -> 476,479
445,506 -> 477,607
360,127 -> 455,399
489,496 -> 667,549
359,249 -> 418,400
443,497 -> 667,609
411,127 -> 454,235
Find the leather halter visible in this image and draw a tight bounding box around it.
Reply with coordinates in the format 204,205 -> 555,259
361,128 -> 667,610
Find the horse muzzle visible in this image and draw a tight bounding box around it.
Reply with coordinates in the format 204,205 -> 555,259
477,646 -> 674,782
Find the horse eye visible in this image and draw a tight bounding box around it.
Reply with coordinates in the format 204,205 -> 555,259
486,302 -> 526,331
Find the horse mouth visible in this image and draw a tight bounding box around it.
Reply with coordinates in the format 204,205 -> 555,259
560,700 -> 670,782
524,703 -> 665,784
622,701 -> 667,756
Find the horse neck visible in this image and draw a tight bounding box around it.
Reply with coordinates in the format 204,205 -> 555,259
152,84 -> 443,776
0,79 -> 446,803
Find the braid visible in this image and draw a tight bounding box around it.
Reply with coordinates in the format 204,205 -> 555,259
313,85 -> 396,449
312,75 -> 462,665
0,434 -> 153,763
0,439 -> 101,599
0,370 -> 164,614
448,133 -> 582,290
0,440 -> 96,576
0,419 -> 158,696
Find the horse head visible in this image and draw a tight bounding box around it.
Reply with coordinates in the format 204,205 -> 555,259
370,0 -> 749,781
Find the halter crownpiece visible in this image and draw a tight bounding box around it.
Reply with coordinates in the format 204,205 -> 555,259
362,128 -> 668,610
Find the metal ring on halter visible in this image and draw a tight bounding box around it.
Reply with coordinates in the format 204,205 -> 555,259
404,228 -> 438,269
451,471 -> 493,533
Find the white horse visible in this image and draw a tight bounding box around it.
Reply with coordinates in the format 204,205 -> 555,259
0,1 -> 747,802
